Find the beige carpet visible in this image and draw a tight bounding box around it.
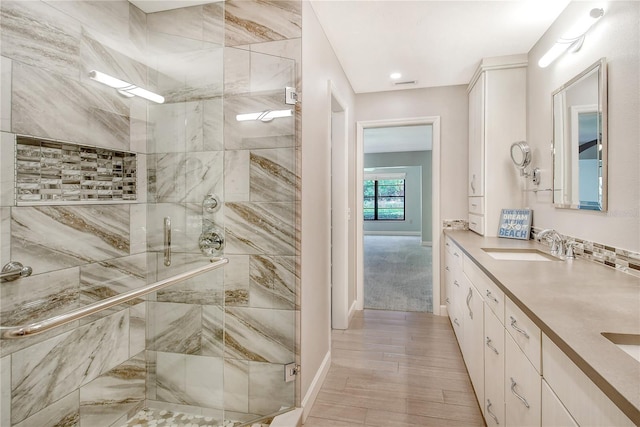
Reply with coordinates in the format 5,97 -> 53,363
363,235 -> 433,312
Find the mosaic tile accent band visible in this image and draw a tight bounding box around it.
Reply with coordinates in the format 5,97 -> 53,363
531,227 -> 640,278
15,135 -> 137,204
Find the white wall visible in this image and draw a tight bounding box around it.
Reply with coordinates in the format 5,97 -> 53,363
527,1 -> 640,251
300,0 -> 356,416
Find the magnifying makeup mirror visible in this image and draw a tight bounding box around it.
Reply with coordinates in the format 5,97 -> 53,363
510,141 -> 540,184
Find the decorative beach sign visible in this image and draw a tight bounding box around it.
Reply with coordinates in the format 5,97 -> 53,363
498,209 -> 532,240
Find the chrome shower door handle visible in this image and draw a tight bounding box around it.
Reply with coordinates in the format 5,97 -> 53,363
164,217 -> 171,266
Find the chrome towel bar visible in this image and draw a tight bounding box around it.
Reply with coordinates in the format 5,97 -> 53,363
0,257 -> 228,339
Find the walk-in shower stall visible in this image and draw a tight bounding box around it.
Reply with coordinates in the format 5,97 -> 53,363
0,1 -> 300,425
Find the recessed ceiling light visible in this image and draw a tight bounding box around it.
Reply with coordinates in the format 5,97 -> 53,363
390,72 -> 402,80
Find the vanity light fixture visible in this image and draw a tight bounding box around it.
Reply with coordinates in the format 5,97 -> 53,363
235,109 -> 293,122
89,70 -> 165,104
390,72 -> 402,80
538,8 -> 605,68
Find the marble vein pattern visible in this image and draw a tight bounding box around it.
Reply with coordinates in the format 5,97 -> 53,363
1,133 -> 15,207
224,358 -> 249,413
11,205 -> 130,272
249,255 -> 295,310
155,252 -> 223,305
248,361 -> 294,416
224,202 -> 295,256
79,29 -> 147,89
129,3 -> 147,55
12,62 -> 130,149
153,47 -> 224,103
224,307 -> 294,363
201,305 -> 224,357
185,151 -> 223,204
203,2 -> 225,46
224,150 -> 250,203
129,302 -> 146,357
13,390 -> 79,427
42,0 -> 130,52
154,352 -> 224,409
79,352 -> 145,427
203,98 -> 225,152
0,1 -> 81,79
11,310 -> 129,423
147,5 -> 207,42
224,0 -> 301,47
148,102 -> 202,154
224,255 -> 250,306
224,47 -> 250,96
1,57 -> 11,133
1,267 -> 80,327
1,355 -> 10,426
146,302 -> 202,354
250,52 -> 295,94
223,93 -> 295,150
79,253 -> 147,325
249,148 -> 295,202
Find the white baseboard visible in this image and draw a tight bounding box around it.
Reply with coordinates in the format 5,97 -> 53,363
422,241 -> 433,246
301,351 -> 331,422
348,300 -> 358,323
440,305 -> 448,317
364,231 -> 421,236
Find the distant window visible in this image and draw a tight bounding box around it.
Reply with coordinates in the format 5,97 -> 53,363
364,179 -> 405,221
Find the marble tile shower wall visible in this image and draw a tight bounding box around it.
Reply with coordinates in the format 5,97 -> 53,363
0,1 -> 151,426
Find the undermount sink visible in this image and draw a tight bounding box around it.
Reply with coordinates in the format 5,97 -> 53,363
482,248 -> 558,261
602,333 -> 640,363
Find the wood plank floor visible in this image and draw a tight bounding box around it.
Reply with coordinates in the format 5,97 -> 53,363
303,310 -> 485,427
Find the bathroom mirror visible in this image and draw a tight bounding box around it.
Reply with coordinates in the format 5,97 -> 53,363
511,141 -> 531,170
552,58 -> 607,211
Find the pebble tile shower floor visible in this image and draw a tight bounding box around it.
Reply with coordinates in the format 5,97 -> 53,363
122,409 -> 271,427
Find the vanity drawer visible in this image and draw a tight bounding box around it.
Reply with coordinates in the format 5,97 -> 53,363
464,255 -> 505,324
506,298 -> 541,374
468,213 -> 485,235
468,196 -> 484,215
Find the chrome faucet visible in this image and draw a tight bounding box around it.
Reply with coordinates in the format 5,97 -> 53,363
537,229 -> 564,256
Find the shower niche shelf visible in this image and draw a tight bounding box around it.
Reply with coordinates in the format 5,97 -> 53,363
14,135 -> 137,205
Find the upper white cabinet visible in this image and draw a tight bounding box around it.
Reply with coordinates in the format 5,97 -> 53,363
467,55 -> 527,235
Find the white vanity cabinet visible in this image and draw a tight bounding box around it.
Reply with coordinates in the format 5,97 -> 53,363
505,332 -> 542,426
467,55 -> 527,236
484,308 -> 505,427
460,272 -> 485,409
542,380 -> 578,427
444,237 -> 464,340
542,335 -> 635,427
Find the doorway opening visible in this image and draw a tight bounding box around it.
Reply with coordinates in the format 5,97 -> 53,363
355,118 -> 442,315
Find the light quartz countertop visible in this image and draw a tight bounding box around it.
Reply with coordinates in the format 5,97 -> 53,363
444,230 -> 640,424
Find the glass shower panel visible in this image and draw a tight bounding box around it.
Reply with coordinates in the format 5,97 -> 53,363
222,47 -> 297,422
144,3 -> 228,424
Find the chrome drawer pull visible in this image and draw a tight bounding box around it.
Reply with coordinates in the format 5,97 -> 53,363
486,337 -> 499,355
446,297 -> 450,304
486,290 -> 499,303
453,318 -> 460,327
510,377 -> 530,408
466,287 -> 473,319
445,266 -> 450,271
510,316 -> 530,339
454,252 -> 460,258
486,399 -> 499,425
454,280 -> 460,287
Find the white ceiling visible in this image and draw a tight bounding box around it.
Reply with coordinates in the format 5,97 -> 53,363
310,0 -> 569,93
364,125 -> 432,153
